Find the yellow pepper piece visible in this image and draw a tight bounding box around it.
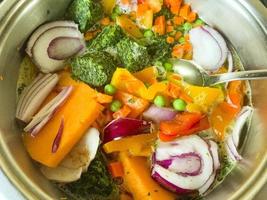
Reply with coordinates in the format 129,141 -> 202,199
116,15 -> 143,38
111,68 -> 168,101
184,84 -> 224,112
103,133 -> 157,157
133,66 -> 158,85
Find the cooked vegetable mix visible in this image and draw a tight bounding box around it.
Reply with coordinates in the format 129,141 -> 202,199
16,0 -> 253,199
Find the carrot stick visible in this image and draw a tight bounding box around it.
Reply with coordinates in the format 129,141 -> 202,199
179,4 -> 191,19
108,161 -> 124,178
153,16 -> 166,35
169,0 -> 182,15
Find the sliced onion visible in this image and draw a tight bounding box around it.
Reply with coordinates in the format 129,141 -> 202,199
152,135 -> 214,193
231,106 -> 253,147
24,86 -> 73,136
198,140 -> 220,195
227,52 -> 233,73
143,105 -> 177,124
16,73 -> 59,123
189,25 -> 228,71
52,118 -> 64,153
226,136 -> 242,161
103,118 -> 151,144
224,141 -> 237,162
47,37 -> 85,60
26,20 -> 78,57
32,26 -> 84,73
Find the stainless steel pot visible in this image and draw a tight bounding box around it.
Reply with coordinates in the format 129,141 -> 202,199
0,0 -> 266,199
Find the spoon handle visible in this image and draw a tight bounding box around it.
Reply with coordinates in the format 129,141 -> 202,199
208,69 -> 267,85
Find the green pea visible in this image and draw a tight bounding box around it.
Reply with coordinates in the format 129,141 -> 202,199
178,37 -> 185,44
110,100 -> 122,112
183,22 -> 193,32
144,30 -> 154,38
154,95 -> 166,107
164,62 -> 173,72
173,99 -> 187,111
104,84 -> 117,95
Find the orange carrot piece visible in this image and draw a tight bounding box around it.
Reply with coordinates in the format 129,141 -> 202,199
166,25 -> 174,33
136,3 -> 149,17
153,15 -> 166,35
115,91 -> 149,118
172,45 -> 184,59
187,11 -> 197,22
179,4 -> 191,19
173,16 -> 184,25
113,105 -> 132,119
108,161 -> 124,178
166,20 -> 172,26
166,36 -> 175,44
175,31 -> 183,40
179,91 -> 193,103
100,17 -> 111,26
166,82 -> 181,98
169,0 -> 182,15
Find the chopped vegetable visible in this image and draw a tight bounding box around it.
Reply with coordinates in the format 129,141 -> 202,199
108,161 -> 124,178
58,151 -> 119,200
154,95 -> 166,107
119,152 -> 176,200
66,0 -> 103,32
179,4 -> 191,19
103,133 -> 157,156
133,66 -> 158,85
71,51 -> 116,87
144,29 -> 154,38
88,25 -> 124,51
110,100 -> 122,112
113,105 -> 131,119
23,81 -> 104,167
116,37 -> 150,72
116,15 -> 143,38
104,84 -> 117,95
227,81 -> 245,111
115,91 -> 149,118
153,15 -> 166,35
101,0 -> 116,14
172,99 -> 187,111
103,118 -> 151,144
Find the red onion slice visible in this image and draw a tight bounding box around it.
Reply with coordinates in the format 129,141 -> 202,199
47,37 -> 86,60
26,20 -> 78,57
226,136 -> 242,161
152,135 -> 214,192
16,73 -> 59,123
32,26 -> 84,73
189,25 -> 228,71
103,118 -> 151,144
142,105 -> 177,124
24,86 -> 73,136
52,118 -> 64,153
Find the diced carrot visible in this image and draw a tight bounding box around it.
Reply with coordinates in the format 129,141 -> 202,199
115,91 -> 149,118
166,25 -> 174,33
160,112 -> 203,136
179,91 -> 193,103
172,44 -> 184,59
100,17 -> 111,26
173,16 -> 184,25
183,42 -> 193,60
184,34 -> 190,42
166,20 -> 172,26
96,109 -> 113,128
146,0 -> 163,13
84,30 -> 100,41
164,0 -> 171,7
166,36 -> 175,44
187,11 -> 197,22
227,81 -> 245,111
175,31 -> 183,40
169,0 -> 182,15
121,0 -> 130,5
113,105 -> 132,119
108,161 -> 124,178
136,3 -> 150,17
153,15 -> 166,35
179,4 -> 191,19
166,82 -> 181,98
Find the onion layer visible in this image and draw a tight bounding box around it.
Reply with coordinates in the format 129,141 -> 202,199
189,25 -> 228,71
143,105 -> 177,124
103,118 -> 151,144
151,135 -> 216,194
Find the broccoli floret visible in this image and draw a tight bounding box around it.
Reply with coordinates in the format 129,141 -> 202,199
57,151 -> 119,200
71,51 -> 116,87
66,0 -> 103,32
116,37 -> 150,72
88,25 -> 124,51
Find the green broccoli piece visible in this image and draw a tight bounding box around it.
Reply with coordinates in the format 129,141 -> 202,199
57,151 -> 119,200
116,37 -> 150,72
66,0 -> 103,32
71,51 -> 116,87
88,25 -> 124,51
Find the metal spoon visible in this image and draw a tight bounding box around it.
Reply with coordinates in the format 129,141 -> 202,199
170,59 -> 267,86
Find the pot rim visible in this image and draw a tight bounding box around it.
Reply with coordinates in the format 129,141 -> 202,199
0,0 -> 266,200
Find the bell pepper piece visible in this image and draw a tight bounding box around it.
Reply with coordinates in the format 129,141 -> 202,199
116,15 -> 143,38
133,66 -> 158,85
108,161 -> 124,178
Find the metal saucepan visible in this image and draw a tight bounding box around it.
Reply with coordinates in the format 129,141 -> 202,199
0,0 -> 266,199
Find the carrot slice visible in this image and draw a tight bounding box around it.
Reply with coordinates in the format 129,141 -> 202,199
166,36 -> 175,44
172,44 -> 184,59
108,161 -> 124,178
173,16 -> 184,25
169,0 -> 182,15
179,4 -> 191,19
187,11 -> 197,22
153,15 -> 166,35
